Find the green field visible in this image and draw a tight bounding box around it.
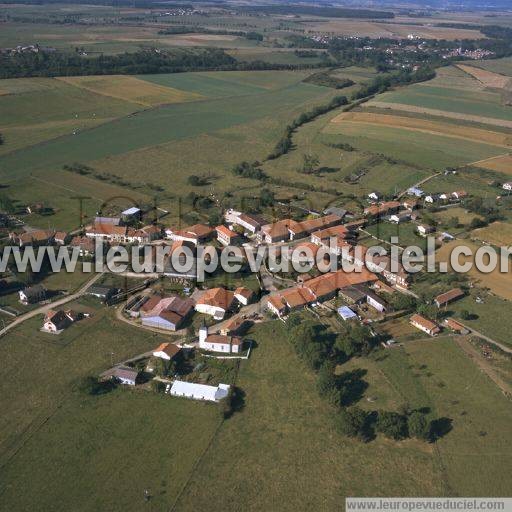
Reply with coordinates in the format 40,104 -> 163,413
472,57 -> 512,77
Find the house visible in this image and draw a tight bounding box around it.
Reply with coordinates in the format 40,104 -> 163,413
368,192 -> 380,201
310,224 -> 350,246
410,314 -> 440,336
234,287 -> 254,306
225,210 -> 266,234
165,224 -> 213,245
215,225 -> 241,246
259,219 -> 295,244
444,318 -> 469,334
54,231 -> 69,245
220,317 -> 249,336
287,242 -> 321,265
195,287 -> 236,320
280,286 -> 317,311
364,201 -> 401,218
503,182 -> 512,191
100,366 -> 139,386
126,225 -> 162,244
407,186 -> 424,197
266,294 -> 286,316
86,285 -> 117,301
152,342 -> 182,361
141,295 -> 195,331
69,236 -> 97,256
337,306 -> 357,321
451,190 -> 468,200
417,224 -> 435,237
389,212 -> 411,224
19,284 -> 46,305
403,198 -> 420,210
199,324 -> 243,353
121,206 -> 141,222
434,288 -> 464,308
302,273 -> 338,302
288,214 -> 342,241
170,380 -> 230,402
424,194 -> 440,203
85,223 -> 127,243
43,310 -> 72,333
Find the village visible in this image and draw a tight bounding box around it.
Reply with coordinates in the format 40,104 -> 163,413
0,183 -> 476,409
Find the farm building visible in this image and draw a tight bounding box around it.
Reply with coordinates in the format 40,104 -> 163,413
100,366 -> 139,386
121,206 -> 141,222
443,318 -> 469,334
503,182 -> 512,191
365,291 -> 388,313
417,224 -> 435,236
410,314 -> 440,336
86,285 -> 117,301
389,212 -> 411,224
434,288 -> 465,308
170,380 -> 230,402
85,222 -> 127,243
224,210 -> 266,234
140,295 -> 194,331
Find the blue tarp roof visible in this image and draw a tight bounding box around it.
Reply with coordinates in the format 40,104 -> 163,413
337,306 -> 357,320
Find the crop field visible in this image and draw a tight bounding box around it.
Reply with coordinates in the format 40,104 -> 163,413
472,153 -> 512,174
227,48 -> 328,65
331,111 -> 512,149
436,239 -> 512,300
456,64 -> 512,90
57,75 -> 204,107
470,221 -> 512,247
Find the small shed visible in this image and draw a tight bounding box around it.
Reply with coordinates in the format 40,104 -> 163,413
337,306 -> 357,321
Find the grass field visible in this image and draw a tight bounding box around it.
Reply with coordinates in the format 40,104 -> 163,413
472,57 -> 512,77
322,121 -> 502,170
365,222 -> 428,250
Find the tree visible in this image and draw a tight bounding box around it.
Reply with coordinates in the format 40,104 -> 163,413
302,153 -> 320,174
375,411 -> 408,440
187,175 -> 207,186
0,133 -> 4,145
408,411 -> 431,441
317,363 -> 341,405
335,407 -> 369,441
260,188 -> 275,207
390,294 -> 417,312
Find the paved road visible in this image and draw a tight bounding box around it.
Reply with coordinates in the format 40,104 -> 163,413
0,271 -> 105,338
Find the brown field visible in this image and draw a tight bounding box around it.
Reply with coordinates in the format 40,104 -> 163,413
436,239 -> 512,300
367,101 -> 512,129
57,75 -> 203,106
331,111 -> 512,148
472,153 -> 512,174
471,221 -> 512,247
457,64 -> 511,90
